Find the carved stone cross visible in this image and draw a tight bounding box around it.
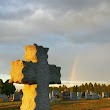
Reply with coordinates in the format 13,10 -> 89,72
9,44 -> 61,110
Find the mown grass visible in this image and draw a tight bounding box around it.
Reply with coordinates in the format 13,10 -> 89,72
51,98 -> 110,110
0,98 -> 110,110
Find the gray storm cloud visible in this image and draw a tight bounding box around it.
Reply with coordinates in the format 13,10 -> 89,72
0,0 -> 110,83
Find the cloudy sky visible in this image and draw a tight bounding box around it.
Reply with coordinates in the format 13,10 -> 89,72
0,0 -> 110,86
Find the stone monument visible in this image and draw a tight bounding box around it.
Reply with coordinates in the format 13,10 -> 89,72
9,44 -> 61,110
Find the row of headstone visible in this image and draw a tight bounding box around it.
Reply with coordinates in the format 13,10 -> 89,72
0,93 -> 22,102
61,91 -> 82,100
85,91 -> 99,100
85,91 -> 108,100
49,90 -> 109,101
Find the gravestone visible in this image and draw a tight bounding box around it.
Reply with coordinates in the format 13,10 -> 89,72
85,91 -> 91,100
0,94 -> 7,102
70,92 -> 77,100
3,97 -> 10,102
91,93 -> 99,100
49,93 -> 52,100
102,92 -> 108,98
13,93 -> 21,101
62,91 -> 70,100
51,97 -> 57,102
0,94 -> 7,98
9,44 -> 61,110
77,92 -> 81,100
77,92 -> 81,97
52,90 -> 59,97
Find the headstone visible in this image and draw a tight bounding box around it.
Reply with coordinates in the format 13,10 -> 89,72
51,97 -> 57,102
70,92 -> 77,100
90,91 -> 93,96
62,91 -> 70,100
85,91 -> 91,100
102,92 -> 108,98
3,98 -> 10,102
81,92 -> 85,98
91,93 -> 99,100
52,90 -> 59,97
13,93 -> 21,101
0,94 -> 7,98
0,94 -> 7,102
49,93 -> 52,100
77,92 -> 81,100
98,94 -> 101,99
9,94 -> 14,101
9,44 -> 61,110
77,92 -> 82,97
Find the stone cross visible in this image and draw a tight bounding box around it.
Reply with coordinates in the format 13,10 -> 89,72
9,44 -> 61,110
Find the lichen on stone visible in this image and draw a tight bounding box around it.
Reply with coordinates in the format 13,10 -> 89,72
20,84 -> 37,110
24,45 -> 37,63
9,60 -> 24,83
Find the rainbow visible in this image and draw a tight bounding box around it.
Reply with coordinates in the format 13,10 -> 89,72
69,56 -> 79,81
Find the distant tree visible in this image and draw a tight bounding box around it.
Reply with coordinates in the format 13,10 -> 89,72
69,87 -> 73,92
77,86 -> 81,92
88,82 -> 93,91
1,80 -> 16,96
73,86 -> 76,92
61,85 -> 67,91
85,83 -> 89,91
59,86 -> 62,93
97,84 -> 102,94
107,84 -> 110,96
94,83 -> 98,93
0,79 -> 3,94
94,83 -> 102,94
102,84 -> 107,92
75,85 -> 78,92
81,84 -> 85,92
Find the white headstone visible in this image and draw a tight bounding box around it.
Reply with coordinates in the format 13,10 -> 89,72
49,93 -> 52,99
77,92 -> 81,97
102,92 -> 108,98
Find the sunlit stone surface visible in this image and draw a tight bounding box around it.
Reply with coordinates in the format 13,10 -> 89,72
9,60 -> 24,83
21,84 -> 37,110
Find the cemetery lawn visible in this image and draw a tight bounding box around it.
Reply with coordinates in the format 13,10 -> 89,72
51,98 -> 110,110
0,99 -> 110,110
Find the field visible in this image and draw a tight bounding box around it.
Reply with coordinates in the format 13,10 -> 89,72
0,99 -> 110,110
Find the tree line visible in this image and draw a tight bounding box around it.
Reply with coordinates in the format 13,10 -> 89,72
1,78 -> 110,96
50,82 -> 110,95
0,79 -> 16,96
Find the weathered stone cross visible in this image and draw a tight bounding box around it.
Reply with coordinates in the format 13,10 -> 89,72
9,44 -> 61,110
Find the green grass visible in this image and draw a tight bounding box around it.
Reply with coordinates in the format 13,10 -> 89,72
0,99 -> 110,110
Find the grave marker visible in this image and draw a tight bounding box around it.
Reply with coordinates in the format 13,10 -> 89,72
9,44 -> 61,110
